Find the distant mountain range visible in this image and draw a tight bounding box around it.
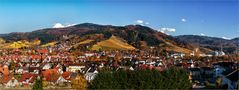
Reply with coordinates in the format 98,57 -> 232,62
0,23 -> 238,54
176,35 -> 239,54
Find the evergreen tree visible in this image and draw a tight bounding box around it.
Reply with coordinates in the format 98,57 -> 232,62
89,67 -> 192,89
32,76 -> 43,90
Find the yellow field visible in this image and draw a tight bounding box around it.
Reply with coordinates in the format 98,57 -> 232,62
72,39 -> 94,48
78,39 -> 94,45
91,35 -> 135,51
3,40 -> 41,49
163,41 -> 192,54
0,38 -> 5,43
41,42 -> 57,47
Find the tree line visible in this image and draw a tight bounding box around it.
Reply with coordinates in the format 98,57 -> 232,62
89,67 -> 192,89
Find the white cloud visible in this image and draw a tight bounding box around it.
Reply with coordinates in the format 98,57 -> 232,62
222,37 -> 231,40
158,28 -> 176,34
136,20 -> 144,24
53,23 -> 65,28
200,33 -> 205,36
135,20 -> 150,25
145,22 -> 150,25
66,23 -> 77,27
160,28 -> 176,32
52,23 -> 76,28
181,18 -> 186,22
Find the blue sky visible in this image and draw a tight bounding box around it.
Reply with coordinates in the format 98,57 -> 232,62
0,0 -> 238,39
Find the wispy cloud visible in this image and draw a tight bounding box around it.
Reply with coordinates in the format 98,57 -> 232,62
181,18 -> 186,22
66,23 -> 76,27
222,37 -> 231,40
52,23 -> 76,28
145,22 -> 150,25
135,19 -> 149,25
159,28 -> 176,35
136,20 -> 144,24
200,33 -> 205,36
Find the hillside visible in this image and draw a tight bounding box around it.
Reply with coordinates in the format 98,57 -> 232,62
0,39 -> 40,49
176,35 -> 239,53
91,35 -> 135,51
231,38 -> 239,47
0,23 -> 193,53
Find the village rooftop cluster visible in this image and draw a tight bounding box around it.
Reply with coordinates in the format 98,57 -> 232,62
0,43 -> 238,89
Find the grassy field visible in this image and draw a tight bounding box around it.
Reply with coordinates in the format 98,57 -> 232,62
41,41 -> 57,47
91,35 -> 135,51
78,39 -> 94,45
3,40 -> 41,49
163,41 -> 192,54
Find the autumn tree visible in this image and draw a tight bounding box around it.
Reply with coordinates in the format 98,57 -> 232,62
71,75 -> 87,90
9,61 -> 16,71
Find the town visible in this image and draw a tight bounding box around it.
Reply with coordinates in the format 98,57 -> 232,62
0,44 -> 238,89
0,0 -> 238,89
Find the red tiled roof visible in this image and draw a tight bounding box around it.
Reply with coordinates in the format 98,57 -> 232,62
0,75 -> 13,84
37,49 -> 48,53
62,71 -> 71,80
0,67 -> 10,76
42,69 -> 60,82
140,64 -> 148,70
64,63 -> 84,67
19,73 -> 37,83
31,55 -> 41,60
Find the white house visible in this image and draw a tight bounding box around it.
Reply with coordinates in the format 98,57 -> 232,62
84,73 -> 97,81
5,77 -> 19,88
221,69 -> 239,89
84,67 -> 98,81
67,66 -> 85,72
42,63 -> 52,69
56,76 -> 70,86
85,53 -> 95,57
